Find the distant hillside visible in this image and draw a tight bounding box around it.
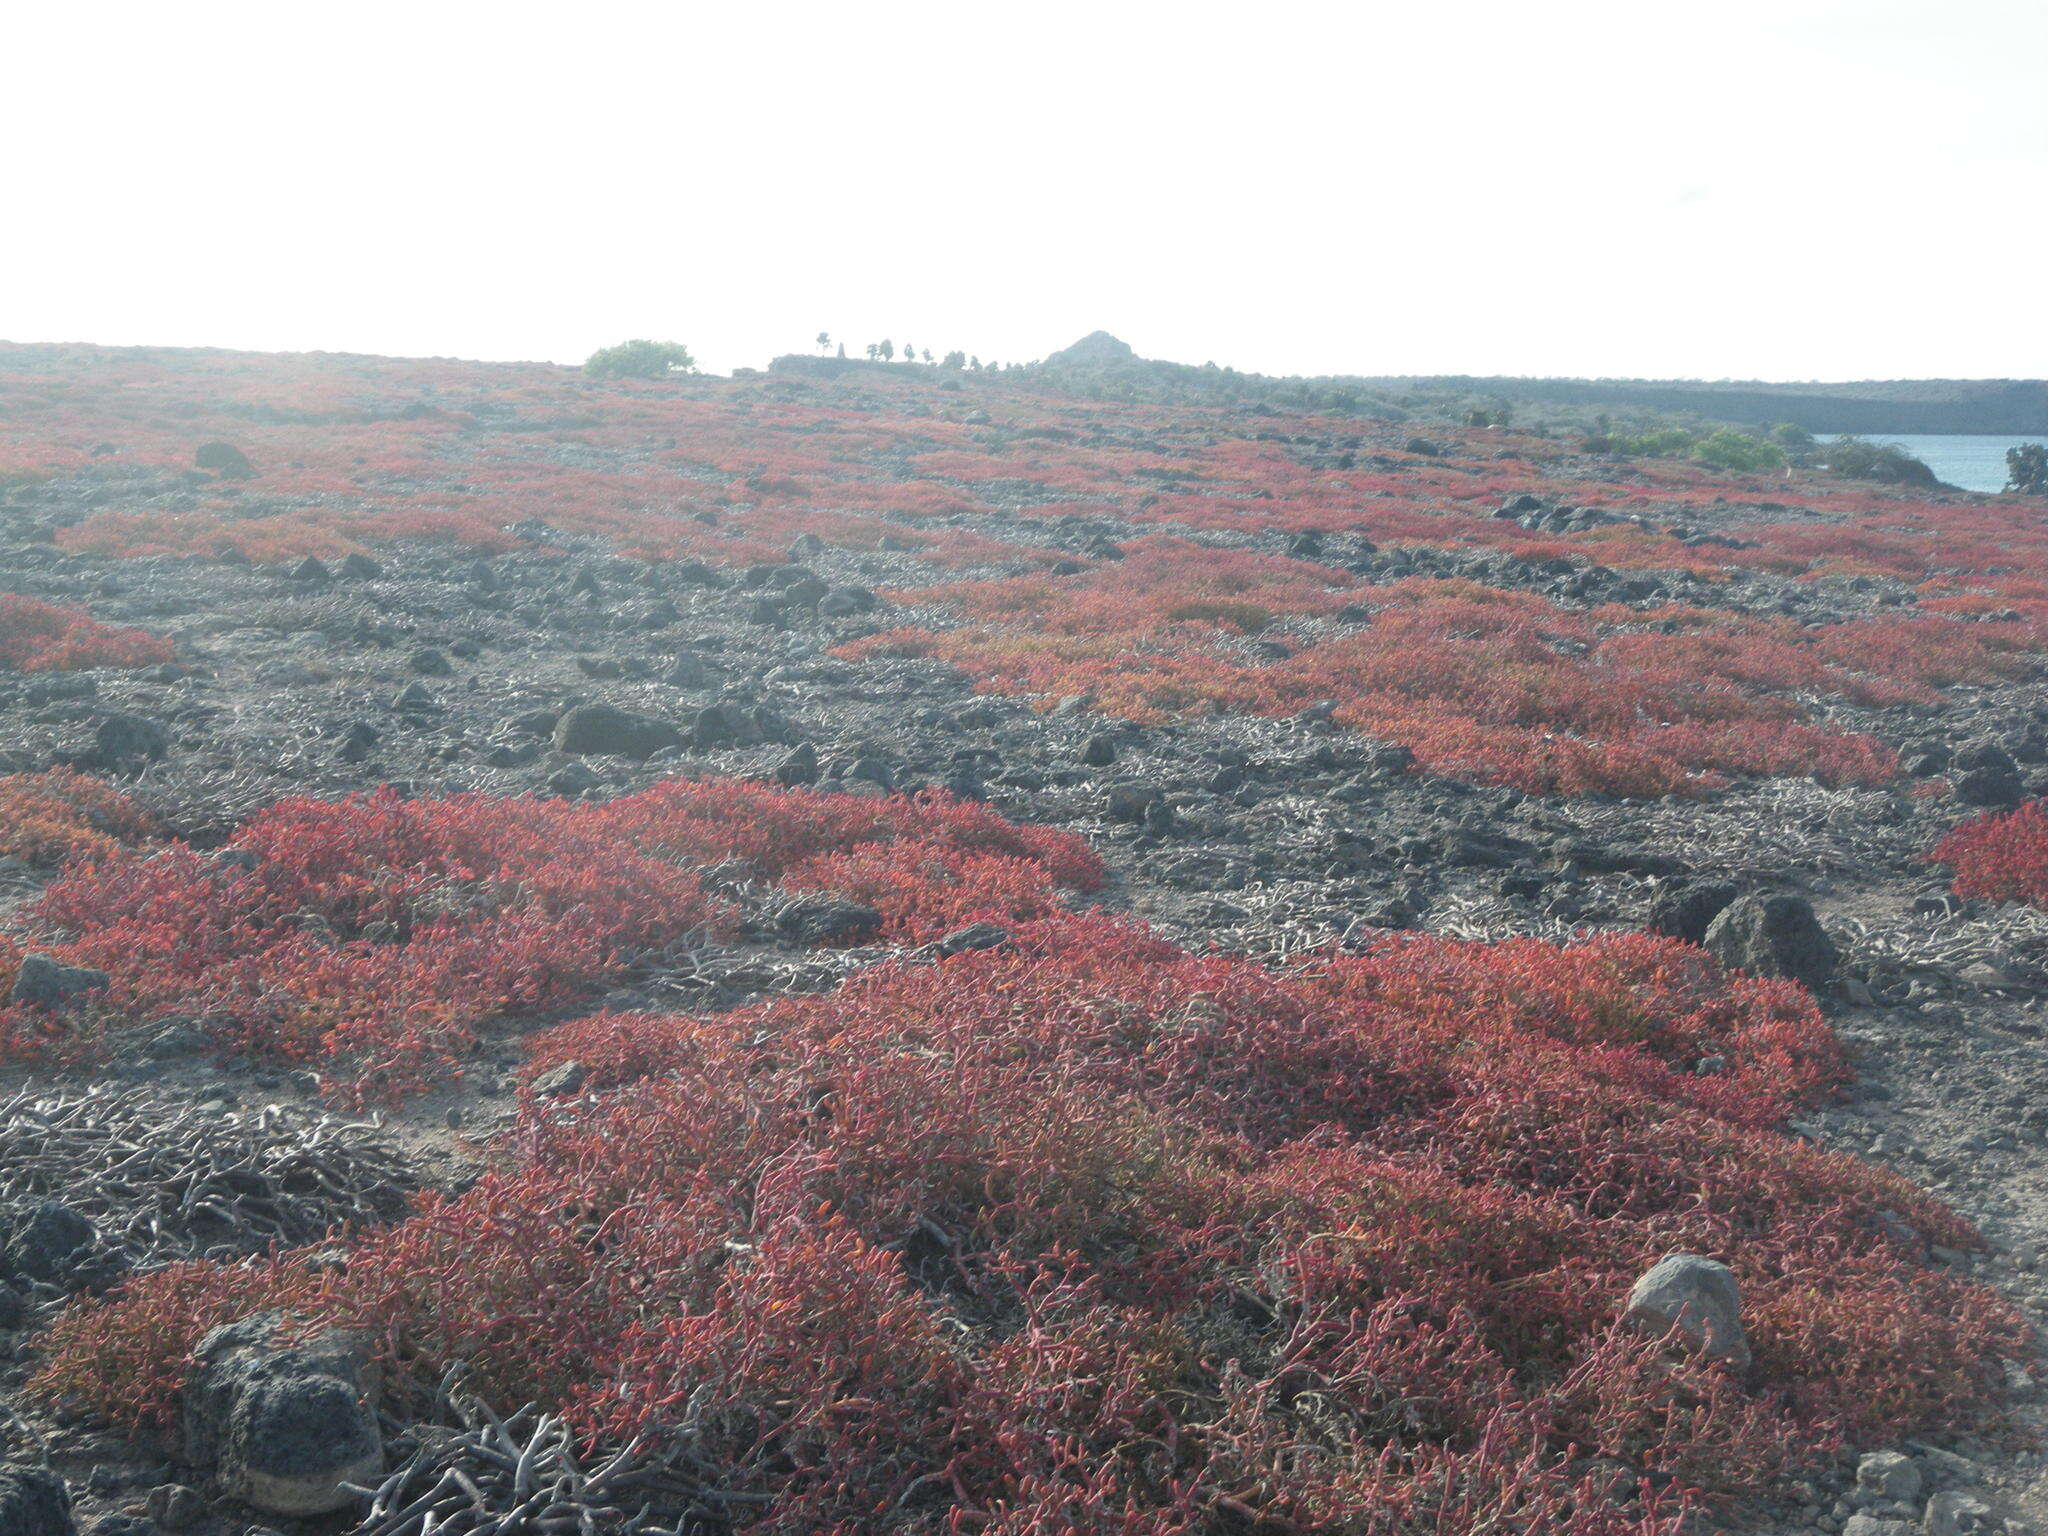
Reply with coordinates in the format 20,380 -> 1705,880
796,335 -> 2047,436
1361,375 -> 2048,435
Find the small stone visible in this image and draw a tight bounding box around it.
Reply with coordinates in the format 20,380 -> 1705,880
9,954 -> 112,1009
3,1198 -> 99,1283
773,743 -> 820,787
936,922 -> 1011,957
529,1060 -> 587,1099
195,441 -> 254,478
779,897 -> 884,946
94,712 -> 171,764
1623,1252 -> 1750,1369
1855,1452 -> 1921,1504
0,1464 -> 76,1536
1702,893 -> 1837,988
1923,1491 -> 1997,1536
553,703 -> 683,759
145,1483 -> 207,1530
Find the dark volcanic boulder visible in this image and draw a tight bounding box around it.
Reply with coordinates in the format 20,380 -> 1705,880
194,442 -> 254,478
1702,893 -> 1837,987
773,742 -> 819,786
779,897 -> 884,946
184,1315 -> 383,1517
0,1465 -> 74,1536
553,703 -> 683,759
8,954 -> 111,1010
1951,746 -> 2024,807
2,1198 -> 100,1284
93,711 -> 170,765
1646,881 -> 1740,945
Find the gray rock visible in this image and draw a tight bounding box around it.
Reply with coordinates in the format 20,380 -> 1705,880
1924,1491 -> 1997,1536
10,954 -> 111,1010
1105,783 -> 1163,822
773,743 -> 819,787
553,704 -> 683,759
94,712 -> 170,764
184,1314 -> 383,1517
339,552 -> 383,579
290,556 -> 331,583
3,1198 -> 101,1284
1647,880 -> 1740,945
144,1483 -> 206,1530
779,897 -> 883,946
195,441 -> 254,478
936,922 -> 1011,956
1703,894 -> 1837,988
818,586 -> 877,617
1953,766 -> 2024,808
546,761 -> 604,798
1841,1518 -> 1912,1536
1623,1253 -> 1750,1369
407,648 -> 452,677
529,1059 -> 587,1099
0,1466 -> 75,1536
1856,1452 -> 1921,1504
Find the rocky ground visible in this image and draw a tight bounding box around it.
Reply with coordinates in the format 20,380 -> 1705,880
2,378 -> 2048,1536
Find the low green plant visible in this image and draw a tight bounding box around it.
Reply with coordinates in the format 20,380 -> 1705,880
583,339 -> 696,381
1694,430 -> 1787,473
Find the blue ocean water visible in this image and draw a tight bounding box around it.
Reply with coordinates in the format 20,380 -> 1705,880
1820,434 -> 2045,494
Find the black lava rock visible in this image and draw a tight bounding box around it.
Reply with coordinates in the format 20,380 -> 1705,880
779,897 -> 884,946
0,1465 -> 75,1536
195,442 -> 254,479
1702,893 -> 1838,988
1647,881 -> 1741,945
553,704 -> 683,759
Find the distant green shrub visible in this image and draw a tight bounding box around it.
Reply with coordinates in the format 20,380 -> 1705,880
1771,422 -> 1815,448
583,339 -> 696,381
1694,430 -> 1787,473
2006,443 -> 2047,496
1605,428 -> 1696,458
1822,436 -> 1938,488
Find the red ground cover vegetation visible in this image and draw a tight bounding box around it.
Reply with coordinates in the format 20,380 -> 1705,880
8,346 -> 2046,1531
35,915 -> 2023,1533
11,342 -> 2047,601
0,594 -> 174,672
7,345 -> 2047,800
0,769 -> 155,867
0,780 -> 1100,1101
1934,800 -> 2048,908
849,550 -> 2034,795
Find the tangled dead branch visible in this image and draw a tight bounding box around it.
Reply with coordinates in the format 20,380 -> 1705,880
0,1083 -> 416,1273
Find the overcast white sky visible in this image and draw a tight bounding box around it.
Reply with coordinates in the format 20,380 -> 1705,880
6,1 -> 2043,381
